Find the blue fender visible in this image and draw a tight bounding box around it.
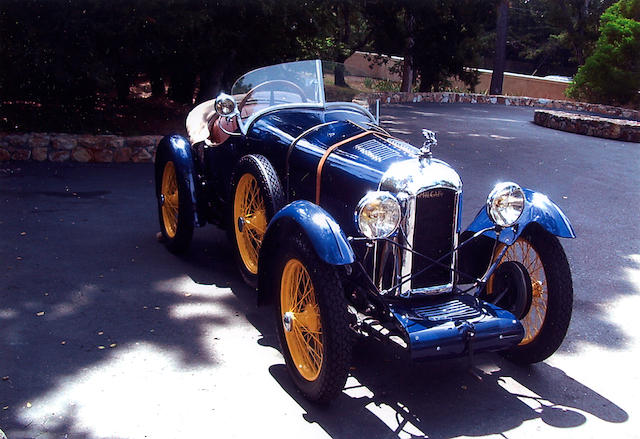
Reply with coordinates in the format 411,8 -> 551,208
263,200 -> 355,265
466,188 -> 575,244
155,135 -> 204,227
257,200 -> 354,304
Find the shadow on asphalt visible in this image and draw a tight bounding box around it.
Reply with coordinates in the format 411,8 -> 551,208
267,344 -> 627,439
0,140 -> 634,437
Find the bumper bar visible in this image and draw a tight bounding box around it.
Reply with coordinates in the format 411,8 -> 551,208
390,294 -> 524,360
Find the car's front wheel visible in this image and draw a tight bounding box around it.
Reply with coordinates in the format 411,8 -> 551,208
486,225 -> 573,363
274,233 -> 352,403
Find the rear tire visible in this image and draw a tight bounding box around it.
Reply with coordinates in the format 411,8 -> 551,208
274,233 -> 352,403
486,225 -> 573,364
155,158 -> 194,254
229,155 -> 284,287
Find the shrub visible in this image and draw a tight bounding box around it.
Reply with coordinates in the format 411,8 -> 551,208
566,0 -> 640,107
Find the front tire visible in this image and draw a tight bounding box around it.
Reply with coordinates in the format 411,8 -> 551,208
156,158 -> 194,254
486,225 -> 573,364
274,233 -> 352,403
229,155 -> 284,287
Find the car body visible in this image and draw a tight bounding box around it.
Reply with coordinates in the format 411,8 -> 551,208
155,60 -> 575,402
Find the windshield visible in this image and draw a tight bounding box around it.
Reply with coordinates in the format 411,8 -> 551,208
229,59 -> 376,130
231,60 -> 323,119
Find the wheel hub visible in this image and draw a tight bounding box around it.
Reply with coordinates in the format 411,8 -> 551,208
491,261 -> 533,319
283,311 -> 294,332
159,194 -> 165,206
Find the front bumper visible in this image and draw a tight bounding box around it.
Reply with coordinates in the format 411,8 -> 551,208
390,294 -> 524,360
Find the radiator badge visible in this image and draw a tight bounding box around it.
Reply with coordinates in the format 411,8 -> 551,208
418,190 -> 444,199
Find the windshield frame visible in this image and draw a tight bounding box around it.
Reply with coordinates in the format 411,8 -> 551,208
229,60 -> 376,135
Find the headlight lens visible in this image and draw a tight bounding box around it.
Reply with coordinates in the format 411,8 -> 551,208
215,93 -> 237,116
486,182 -> 525,227
356,191 -> 401,239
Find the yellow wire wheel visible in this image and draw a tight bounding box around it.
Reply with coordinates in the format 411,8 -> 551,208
233,173 -> 268,275
488,237 -> 548,346
161,161 -> 179,239
280,258 -> 323,381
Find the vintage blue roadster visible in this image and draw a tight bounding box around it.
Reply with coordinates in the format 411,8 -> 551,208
155,60 -> 574,402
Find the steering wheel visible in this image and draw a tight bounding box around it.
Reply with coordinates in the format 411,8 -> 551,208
238,80 -> 307,116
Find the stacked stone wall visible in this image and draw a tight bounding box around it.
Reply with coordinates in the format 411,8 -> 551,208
356,91 -> 640,121
534,110 -> 640,142
2,92 -> 638,163
0,134 -> 161,163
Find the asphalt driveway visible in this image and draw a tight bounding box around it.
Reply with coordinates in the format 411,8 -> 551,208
1,103 -> 638,438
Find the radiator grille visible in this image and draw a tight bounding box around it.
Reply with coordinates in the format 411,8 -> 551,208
414,299 -> 481,321
411,188 -> 456,289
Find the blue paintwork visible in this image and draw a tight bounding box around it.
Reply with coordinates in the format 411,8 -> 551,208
390,295 -> 524,360
265,200 -> 355,265
251,112 -> 419,237
466,187 -> 575,244
156,135 -> 204,227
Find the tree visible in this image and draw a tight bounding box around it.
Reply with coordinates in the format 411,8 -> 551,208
490,0 -> 509,94
566,0 -> 640,106
365,0 -> 492,92
297,0 -> 371,87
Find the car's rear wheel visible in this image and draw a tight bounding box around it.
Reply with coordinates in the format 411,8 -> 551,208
274,233 -> 352,403
486,225 -> 573,363
230,155 -> 284,287
156,159 -> 194,253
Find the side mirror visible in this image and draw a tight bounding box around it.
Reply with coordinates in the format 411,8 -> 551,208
215,93 -> 238,117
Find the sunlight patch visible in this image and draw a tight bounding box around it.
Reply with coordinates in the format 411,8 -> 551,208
153,275 -> 232,298
15,344 -> 218,438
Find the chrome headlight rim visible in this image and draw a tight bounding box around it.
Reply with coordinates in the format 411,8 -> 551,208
486,182 -> 526,228
355,191 -> 402,239
214,92 -> 238,116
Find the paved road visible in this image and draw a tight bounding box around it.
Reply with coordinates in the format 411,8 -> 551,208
1,103 -> 638,439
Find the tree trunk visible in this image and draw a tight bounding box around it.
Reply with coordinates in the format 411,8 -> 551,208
490,0 -> 509,95
400,11 -> 415,92
168,69 -> 196,104
115,74 -> 130,102
149,66 -> 166,97
331,62 -> 346,87
196,64 -> 224,104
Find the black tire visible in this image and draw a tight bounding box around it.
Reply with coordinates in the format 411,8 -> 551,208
229,154 -> 284,287
486,224 -> 573,364
274,232 -> 352,403
155,157 -> 194,254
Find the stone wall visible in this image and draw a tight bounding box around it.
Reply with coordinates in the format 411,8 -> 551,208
2,92 -> 638,164
534,110 -> 640,142
0,133 -> 162,163
355,91 -> 640,121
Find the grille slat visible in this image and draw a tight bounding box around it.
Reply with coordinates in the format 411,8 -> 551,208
411,188 -> 456,289
353,139 -> 401,162
414,299 -> 481,321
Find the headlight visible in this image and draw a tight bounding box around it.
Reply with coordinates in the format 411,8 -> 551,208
214,93 -> 237,116
356,191 -> 401,239
486,182 -> 525,227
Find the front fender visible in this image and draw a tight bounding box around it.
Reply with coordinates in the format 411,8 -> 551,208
466,188 -> 575,244
257,200 -> 355,305
155,135 -> 204,227
264,200 -> 355,265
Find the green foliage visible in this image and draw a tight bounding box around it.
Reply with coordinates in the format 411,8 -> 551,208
474,0 -> 616,77
0,0 -> 627,107
0,0 -> 316,105
364,0 -> 493,92
566,0 -> 640,106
